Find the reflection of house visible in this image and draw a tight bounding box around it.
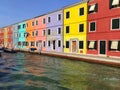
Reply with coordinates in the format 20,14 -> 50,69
35,15 -> 47,51
87,0 -> 120,57
18,22 -> 27,50
63,1 -> 88,54
46,10 -> 63,52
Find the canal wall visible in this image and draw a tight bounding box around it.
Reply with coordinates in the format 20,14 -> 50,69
18,49 -> 120,68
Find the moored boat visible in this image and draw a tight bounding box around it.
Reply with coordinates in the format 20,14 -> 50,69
3,48 -> 17,53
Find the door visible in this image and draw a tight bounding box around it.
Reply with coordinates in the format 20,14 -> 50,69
53,40 -> 55,50
72,41 -> 77,53
100,41 -> 106,55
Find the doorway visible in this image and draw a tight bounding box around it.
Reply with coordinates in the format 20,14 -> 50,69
72,41 -> 77,53
99,41 -> 106,55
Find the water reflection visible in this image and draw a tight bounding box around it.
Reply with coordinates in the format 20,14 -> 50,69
0,52 -> 120,90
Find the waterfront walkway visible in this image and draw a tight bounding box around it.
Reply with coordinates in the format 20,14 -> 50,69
26,50 -> 120,68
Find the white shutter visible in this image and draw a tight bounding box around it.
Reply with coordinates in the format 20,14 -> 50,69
89,4 -> 96,11
89,41 -> 95,48
111,41 -> 118,49
112,0 -> 119,6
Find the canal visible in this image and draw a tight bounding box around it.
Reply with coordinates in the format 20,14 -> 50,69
0,52 -> 120,90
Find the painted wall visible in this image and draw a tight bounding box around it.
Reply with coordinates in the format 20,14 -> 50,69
46,10 -> 63,52
0,28 -> 4,46
3,27 -> 8,47
18,22 -> 26,49
12,24 -> 19,49
64,2 -> 88,54
35,15 -> 47,51
26,19 -> 36,49
7,25 -> 13,48
87,0 -> 120,57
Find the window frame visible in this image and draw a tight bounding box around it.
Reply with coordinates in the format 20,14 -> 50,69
79,7 -> 84,16
111,18 -> 120,30
89,21 -> 96,32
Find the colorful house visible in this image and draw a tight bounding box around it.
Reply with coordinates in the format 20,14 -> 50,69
3,27 -> 8,48
26,19 -> 36,50
63,1 -> 88,54
18,22 -> 27,50
35,15 -> 47,51
87,0 -> 120,57
0,28 -> 4,47
12,23 -> 19,49
46,10 -> 63,52
7,25 -> 13,48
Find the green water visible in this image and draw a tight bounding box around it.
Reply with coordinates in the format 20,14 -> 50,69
0,52 -> 120,90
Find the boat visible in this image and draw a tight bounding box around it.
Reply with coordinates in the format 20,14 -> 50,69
3,48 -> 17,53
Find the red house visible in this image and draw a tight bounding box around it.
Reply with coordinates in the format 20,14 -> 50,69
7,26 -> 13,48
87,0 -> 120,57
0,28 -> 4,46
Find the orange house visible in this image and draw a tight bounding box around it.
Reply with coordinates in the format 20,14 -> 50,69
26,18 -> 36,50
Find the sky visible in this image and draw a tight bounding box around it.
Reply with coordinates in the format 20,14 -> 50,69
0,0 -> 82,27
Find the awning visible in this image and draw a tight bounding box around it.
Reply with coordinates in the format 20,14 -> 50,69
89,4 -> 96,11
111,41 -> 118,49
112,0 -> 119,6
89,41 -> 95,48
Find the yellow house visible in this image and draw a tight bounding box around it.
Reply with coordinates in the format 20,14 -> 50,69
3,27 -> 8,47
63,1 -> 88,54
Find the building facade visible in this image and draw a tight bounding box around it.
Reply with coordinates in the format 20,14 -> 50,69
3,27 -> 8,48
12,23 -> 19,49
18,22 -> 27,50
35,15 -> 47,51
46,10 -> 63,52
0,28 -> 4,47
87,0 -> 120,57
7,25 -> 13,48
26,19 -> 36,50
64,1 -> 88,54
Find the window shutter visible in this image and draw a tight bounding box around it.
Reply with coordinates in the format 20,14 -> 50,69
110,0 -> 113,9
88,41 -> 90,49
95,4 -> 98,12
118,41 -> 120,51
94,41 -> 97,50
109,41 -> 112,50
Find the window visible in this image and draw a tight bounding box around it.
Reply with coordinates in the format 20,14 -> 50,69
48,41 -> 50,46
43,30 -> 46,36
48,17 -> 51,23
23,24 -> 26,28
58,14 -> 61,21
31,42 -> 34,46
109,40 -> 120,51
89,22 -> 96,32
32,31 -> 34,36
66,41 -> 69,48
110,0 -> 120,9
26,42 -> 29,46
26,23 -> 28,27
66,26 -> 70,33
36,42 -> 38,47
79,24 -> 84,32
79,7 -> 84,16
88,41 -> 97,50
43,18 -> 46,24
66,11 -> 70,19
112,18 -> 120,30
48,29 -> 51,35
32,22 -> 34,26
18,42 -> 21,46
88,4 -> 98,14
18,25 -> 21,29
36,20 -> 38,25
58,28 -> 61,34
43,41 -> 46,47
36,31 -> 38,36
79,41 -> 84,49
58,40 -> 61,47
23,42 -> 26,46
